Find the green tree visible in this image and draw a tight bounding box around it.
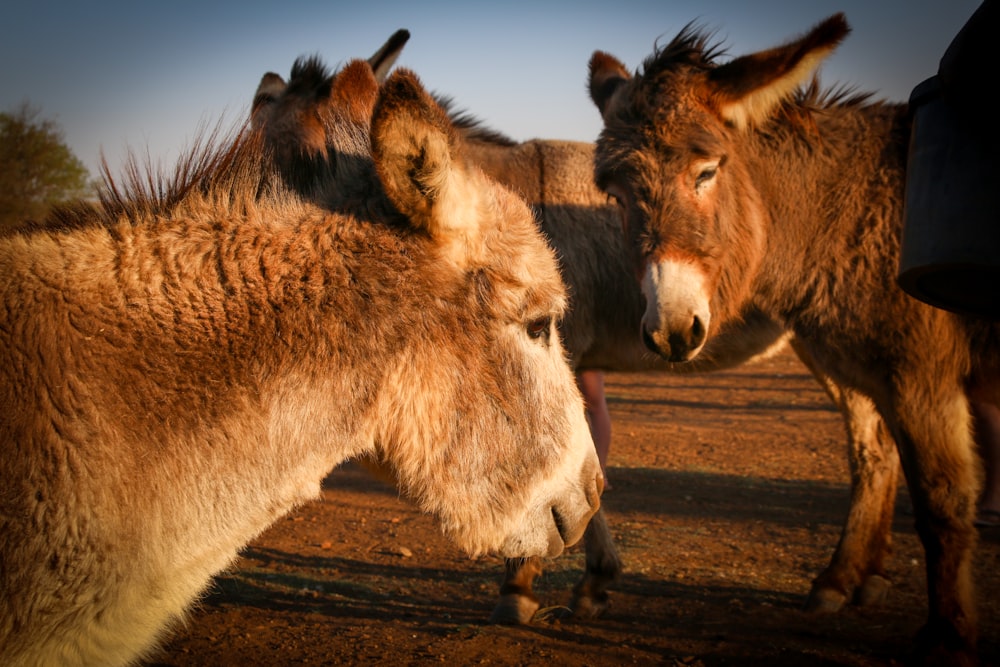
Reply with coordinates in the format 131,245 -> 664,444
0,102 -> 93,230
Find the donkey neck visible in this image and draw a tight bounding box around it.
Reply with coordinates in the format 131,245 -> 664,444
111,202 -> 427,355
4,202 -> 428,439
742,102 -> 911,321
0,205 -> 419,563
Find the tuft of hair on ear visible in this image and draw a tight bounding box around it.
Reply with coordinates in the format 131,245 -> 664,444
709,13 -> 851,130
371,68 -> 460,225
371,68 -> 485,265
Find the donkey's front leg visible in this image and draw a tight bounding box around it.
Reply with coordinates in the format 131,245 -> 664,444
569,508 -> 622,618
489,508 -> 622,624
791,340 -> 900,612
807,386 -> 899,613
490,557 -> 544,624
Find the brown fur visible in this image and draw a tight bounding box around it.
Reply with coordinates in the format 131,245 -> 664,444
0,65 -> 603,667
590,13 -> 999,664
250,36 -> 923,634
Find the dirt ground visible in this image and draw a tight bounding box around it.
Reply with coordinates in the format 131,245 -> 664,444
148,347 -> 1000,666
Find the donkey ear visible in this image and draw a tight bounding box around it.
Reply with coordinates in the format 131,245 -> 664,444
589,51 -> 632,120
368,29 -> 410,83
330,59 -> 380,125
709,13 -> 850,129
371,68 -> 482,263
251,72 -> 286,127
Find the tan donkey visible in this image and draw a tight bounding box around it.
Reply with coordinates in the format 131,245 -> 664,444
588,13 -> 999,665
0,65 -> 603,666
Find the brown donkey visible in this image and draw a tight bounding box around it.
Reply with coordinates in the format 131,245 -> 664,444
448,109 -> 906,626
589,13 -> 999,664
252,34 -> 907,630
0,65 -> 603,666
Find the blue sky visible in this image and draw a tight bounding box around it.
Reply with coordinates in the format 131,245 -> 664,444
2,1 -> 981,179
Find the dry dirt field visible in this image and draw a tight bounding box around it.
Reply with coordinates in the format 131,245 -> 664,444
148,347 -> 1000,666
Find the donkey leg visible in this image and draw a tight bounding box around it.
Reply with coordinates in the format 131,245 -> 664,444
807,388 -> 899,613
890,386 -> 980,665
490,509 -> 622,624
792,340 -> 900,612
568,508 -> 622,619
490,557 -> 544,624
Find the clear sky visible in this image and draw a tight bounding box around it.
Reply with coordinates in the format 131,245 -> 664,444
2,0 -> 981,180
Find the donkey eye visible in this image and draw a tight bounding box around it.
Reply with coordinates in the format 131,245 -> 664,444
604,185 -> 628,210
251,93 -> 276,115
526,316 -> 552,341
695,166 -> 717,188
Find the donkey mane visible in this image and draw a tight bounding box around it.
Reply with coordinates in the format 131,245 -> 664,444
434,95 -> 518,147
287,55 -> 336,101
754,79 -> 882,142
642,22 -> 728,78
40,122 -> 286,235
794,79 -> 876,113
252,55 -> 334,113
102,125 -> 280,220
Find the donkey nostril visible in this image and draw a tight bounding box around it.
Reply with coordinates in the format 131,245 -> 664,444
691,315 -> 706,346
551,506 -> 567,543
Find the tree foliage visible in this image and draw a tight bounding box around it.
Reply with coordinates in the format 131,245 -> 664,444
0,102 -> 93,231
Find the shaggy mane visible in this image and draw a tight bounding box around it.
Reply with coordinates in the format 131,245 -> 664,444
44,120 -> 284,232
641,21 -> 728,79
287,55 -> 336,101
433,95 -> 517,147
794,79 -> 875,112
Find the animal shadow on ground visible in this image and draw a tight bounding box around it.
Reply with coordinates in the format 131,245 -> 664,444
152,351 -> 1000,666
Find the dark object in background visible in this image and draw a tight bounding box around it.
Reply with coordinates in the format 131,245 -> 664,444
899,0 -> 1000,319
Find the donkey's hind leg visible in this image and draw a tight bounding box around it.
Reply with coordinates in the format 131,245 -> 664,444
568,508 -> 622,619
807,387 -> 899,613
890,382 -> 980,665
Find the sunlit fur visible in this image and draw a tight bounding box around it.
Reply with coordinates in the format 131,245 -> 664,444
0,65 -> 602,667
251,44 -> 806,622
589,13 -> 999,665
249,39 -> 935,630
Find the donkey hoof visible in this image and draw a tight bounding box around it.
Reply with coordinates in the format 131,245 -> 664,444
914,620 -> 978,667
804,585 -> 847,614
489,594 -> 539,625
570,593 -> 610,620
854,574 -> 891,607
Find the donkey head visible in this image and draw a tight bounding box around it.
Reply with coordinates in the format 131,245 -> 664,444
367,68 -> 603,557
250,44 -> 603,556
587,15 -> 849,362
243,35 -> 605,556
250,30 -> 410,200
252,28 -> 408,125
